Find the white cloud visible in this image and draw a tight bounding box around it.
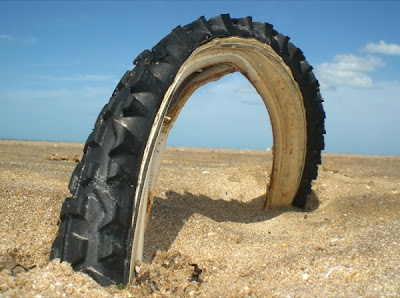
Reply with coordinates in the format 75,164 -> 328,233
322,80 -> 400,155
236,87 -> 257,94
0,34 -> 14,40
0,85 -> 112,101
43,74 -> 116,82
362,40 -> 400,56
24,36 -> 38,45
315,54 -> 385,89
0,34 -> 38,44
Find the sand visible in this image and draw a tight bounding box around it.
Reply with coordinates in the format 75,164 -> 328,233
0,140 -> 399,296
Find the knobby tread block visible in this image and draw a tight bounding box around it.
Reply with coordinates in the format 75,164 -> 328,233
122,94 -> 150,118
84,122 -> 111,154
208,14 -> 233,37
49,220 -> 66,259
146,63 -> 178,84
68,159 -> 84,193
133,50 -> 152,66
272,33 -> 290,56
80,161 -> 100,187
183,16 -> 214,45
113,71 -> 133,94
106,159 -> 133,189
128,66 -> 166,95
252,22 -> 271,44
60,196 -> 89,220
84,268 -> 114,287
233,16 -> 254,37
62,232 -> 88,267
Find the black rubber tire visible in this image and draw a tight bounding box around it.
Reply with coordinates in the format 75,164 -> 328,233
50,14 -> 325,286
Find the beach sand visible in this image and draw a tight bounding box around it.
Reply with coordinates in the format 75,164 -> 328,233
0,140 -> 399,296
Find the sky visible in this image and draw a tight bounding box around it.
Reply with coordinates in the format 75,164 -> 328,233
0,1 -> 399,156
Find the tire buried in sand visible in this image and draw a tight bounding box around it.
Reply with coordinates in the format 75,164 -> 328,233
50,15 -> 325,286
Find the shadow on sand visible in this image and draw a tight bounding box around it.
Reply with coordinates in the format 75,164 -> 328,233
143,190 -> 319,261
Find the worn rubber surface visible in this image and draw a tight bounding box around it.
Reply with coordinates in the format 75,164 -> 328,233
50,14 -> 325,286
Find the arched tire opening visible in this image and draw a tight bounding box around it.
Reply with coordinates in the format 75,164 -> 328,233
50,14 -> 325,286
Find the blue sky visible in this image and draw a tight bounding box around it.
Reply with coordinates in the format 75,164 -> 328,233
0,1 -> 399,156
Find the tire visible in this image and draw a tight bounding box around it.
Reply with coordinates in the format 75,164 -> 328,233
50,14 -> 325,286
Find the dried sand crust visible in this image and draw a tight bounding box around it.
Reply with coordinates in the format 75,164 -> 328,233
0,140 -> 399,296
